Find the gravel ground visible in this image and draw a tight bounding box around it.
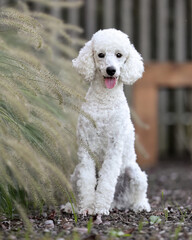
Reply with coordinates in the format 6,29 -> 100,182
1,162 -> 192,240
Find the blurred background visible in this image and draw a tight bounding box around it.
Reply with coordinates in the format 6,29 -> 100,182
62,0 -> 192,168
0,1 -> 191,237
1,0 -> 192,168
0,0 -> 192,217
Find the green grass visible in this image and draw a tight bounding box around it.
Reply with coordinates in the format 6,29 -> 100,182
149,215 -> 161,225
109,229 -> 131,238
0,1 -> 86,224
87,216 -> 93,234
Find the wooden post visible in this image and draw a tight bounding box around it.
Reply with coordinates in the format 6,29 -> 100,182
133,63 -> 192,168
121,0 -> 133,39
134,84 -> 158,167
103,0 -> 115,28
158,89 -> 169,155
174,0 -> 186,62
139,0 -> 150,61
121,0 -> 133,106
68,0 -> 79,26
191,0 -> 192,58
85,0 -> 96,39
156,0 -> 168,61
1,0 -> 6,7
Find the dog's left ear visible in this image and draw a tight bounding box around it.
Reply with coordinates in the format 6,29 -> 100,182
72,40 -> 95,82
121,44 -> 144,85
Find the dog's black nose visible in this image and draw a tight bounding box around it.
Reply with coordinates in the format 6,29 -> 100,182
106,66 -> 116,76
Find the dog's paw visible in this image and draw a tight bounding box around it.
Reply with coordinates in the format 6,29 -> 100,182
94,208 -> 110,215
79,208 -> 94,216
142,202 -> 151,212
60,202 -> 77,214
132,201 -> 151,212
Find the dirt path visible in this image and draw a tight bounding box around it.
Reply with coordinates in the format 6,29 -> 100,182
1,163 -> 192,239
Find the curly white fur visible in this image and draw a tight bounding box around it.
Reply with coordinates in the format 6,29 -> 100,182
67,29 -> 150,216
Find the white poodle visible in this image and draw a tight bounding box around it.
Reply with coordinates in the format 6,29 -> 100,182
67,29 -> 150,216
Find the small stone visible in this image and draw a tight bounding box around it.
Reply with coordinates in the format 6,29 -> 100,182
94,215 -> 102,225
1,221 -> 11,230
103,221 -> 111,226
8,236 -> 17,240
45,220 -> 54,229
62,222 -> 73,230
60,205 -> 65,211
52,231 -> 57,235
73,227 -> 87,234
57,219 -> 62,224
42,212 -> 47,218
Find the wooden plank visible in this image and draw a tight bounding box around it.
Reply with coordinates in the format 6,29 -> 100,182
124,85 -> 132,106
158,89 -> 169,154
50,0 -> 61,55
121,0 -> 133,39
133,84 -> 158,167
34,2 -> 43,11
0,0 -> 6,7
139,0 -> 150,62
136,63 -> 192,88
174,0 -> 186,62
133,63 -> 192,167
51,0 -> 61,18
68,1 -> 79,26
156,0 -> 168,61
175,89 -> 185,154
103,0 -> 115,28
190,0 -> 192,59
67,0 -> 80,40
121,0 -> 133,105
85,0 -> 96,39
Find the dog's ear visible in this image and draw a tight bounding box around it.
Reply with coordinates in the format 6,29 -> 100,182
72,40 -> 95,82
121,44 -> 144,85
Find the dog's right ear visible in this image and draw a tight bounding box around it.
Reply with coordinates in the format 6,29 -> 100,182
72,40 -> 95,82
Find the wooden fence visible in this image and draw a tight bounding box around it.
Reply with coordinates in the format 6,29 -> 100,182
3,0 -> 192,62
134,63 -> 192,167
3,0 -> 192,165
66,0 -> 192,165
65,0 -> 192,63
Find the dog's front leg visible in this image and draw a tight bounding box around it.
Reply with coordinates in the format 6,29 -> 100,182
74,145 -> 96,216
94,137 -> 124,215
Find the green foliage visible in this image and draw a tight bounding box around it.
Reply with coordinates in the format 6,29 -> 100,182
25,0 -> 83,9
138,220 -> 143,233
0,185 -> 15,218
164,208 -> 169,221
87,216 -> 93,234
161,190 -> 164,203
138,219 -> 148,233
109,229 -> 131,238
66,191 -> 78,224
0,2 -> 87,218
149,215 -> 162,225
174,224 -> 182,240
177,206 -> 187,222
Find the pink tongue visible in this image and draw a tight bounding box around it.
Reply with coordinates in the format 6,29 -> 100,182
104,78 -> 117,89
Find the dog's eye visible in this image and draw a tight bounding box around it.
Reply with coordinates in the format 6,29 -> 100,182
116,53 -> 122,58
98,53 -> 105,58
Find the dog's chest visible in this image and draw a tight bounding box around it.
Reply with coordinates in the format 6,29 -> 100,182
79,102 -> 128,153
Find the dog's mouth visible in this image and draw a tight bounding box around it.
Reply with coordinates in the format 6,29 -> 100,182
104,77 -> 117,89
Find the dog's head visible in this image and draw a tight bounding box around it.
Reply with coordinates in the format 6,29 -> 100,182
72,29 -> 144,89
